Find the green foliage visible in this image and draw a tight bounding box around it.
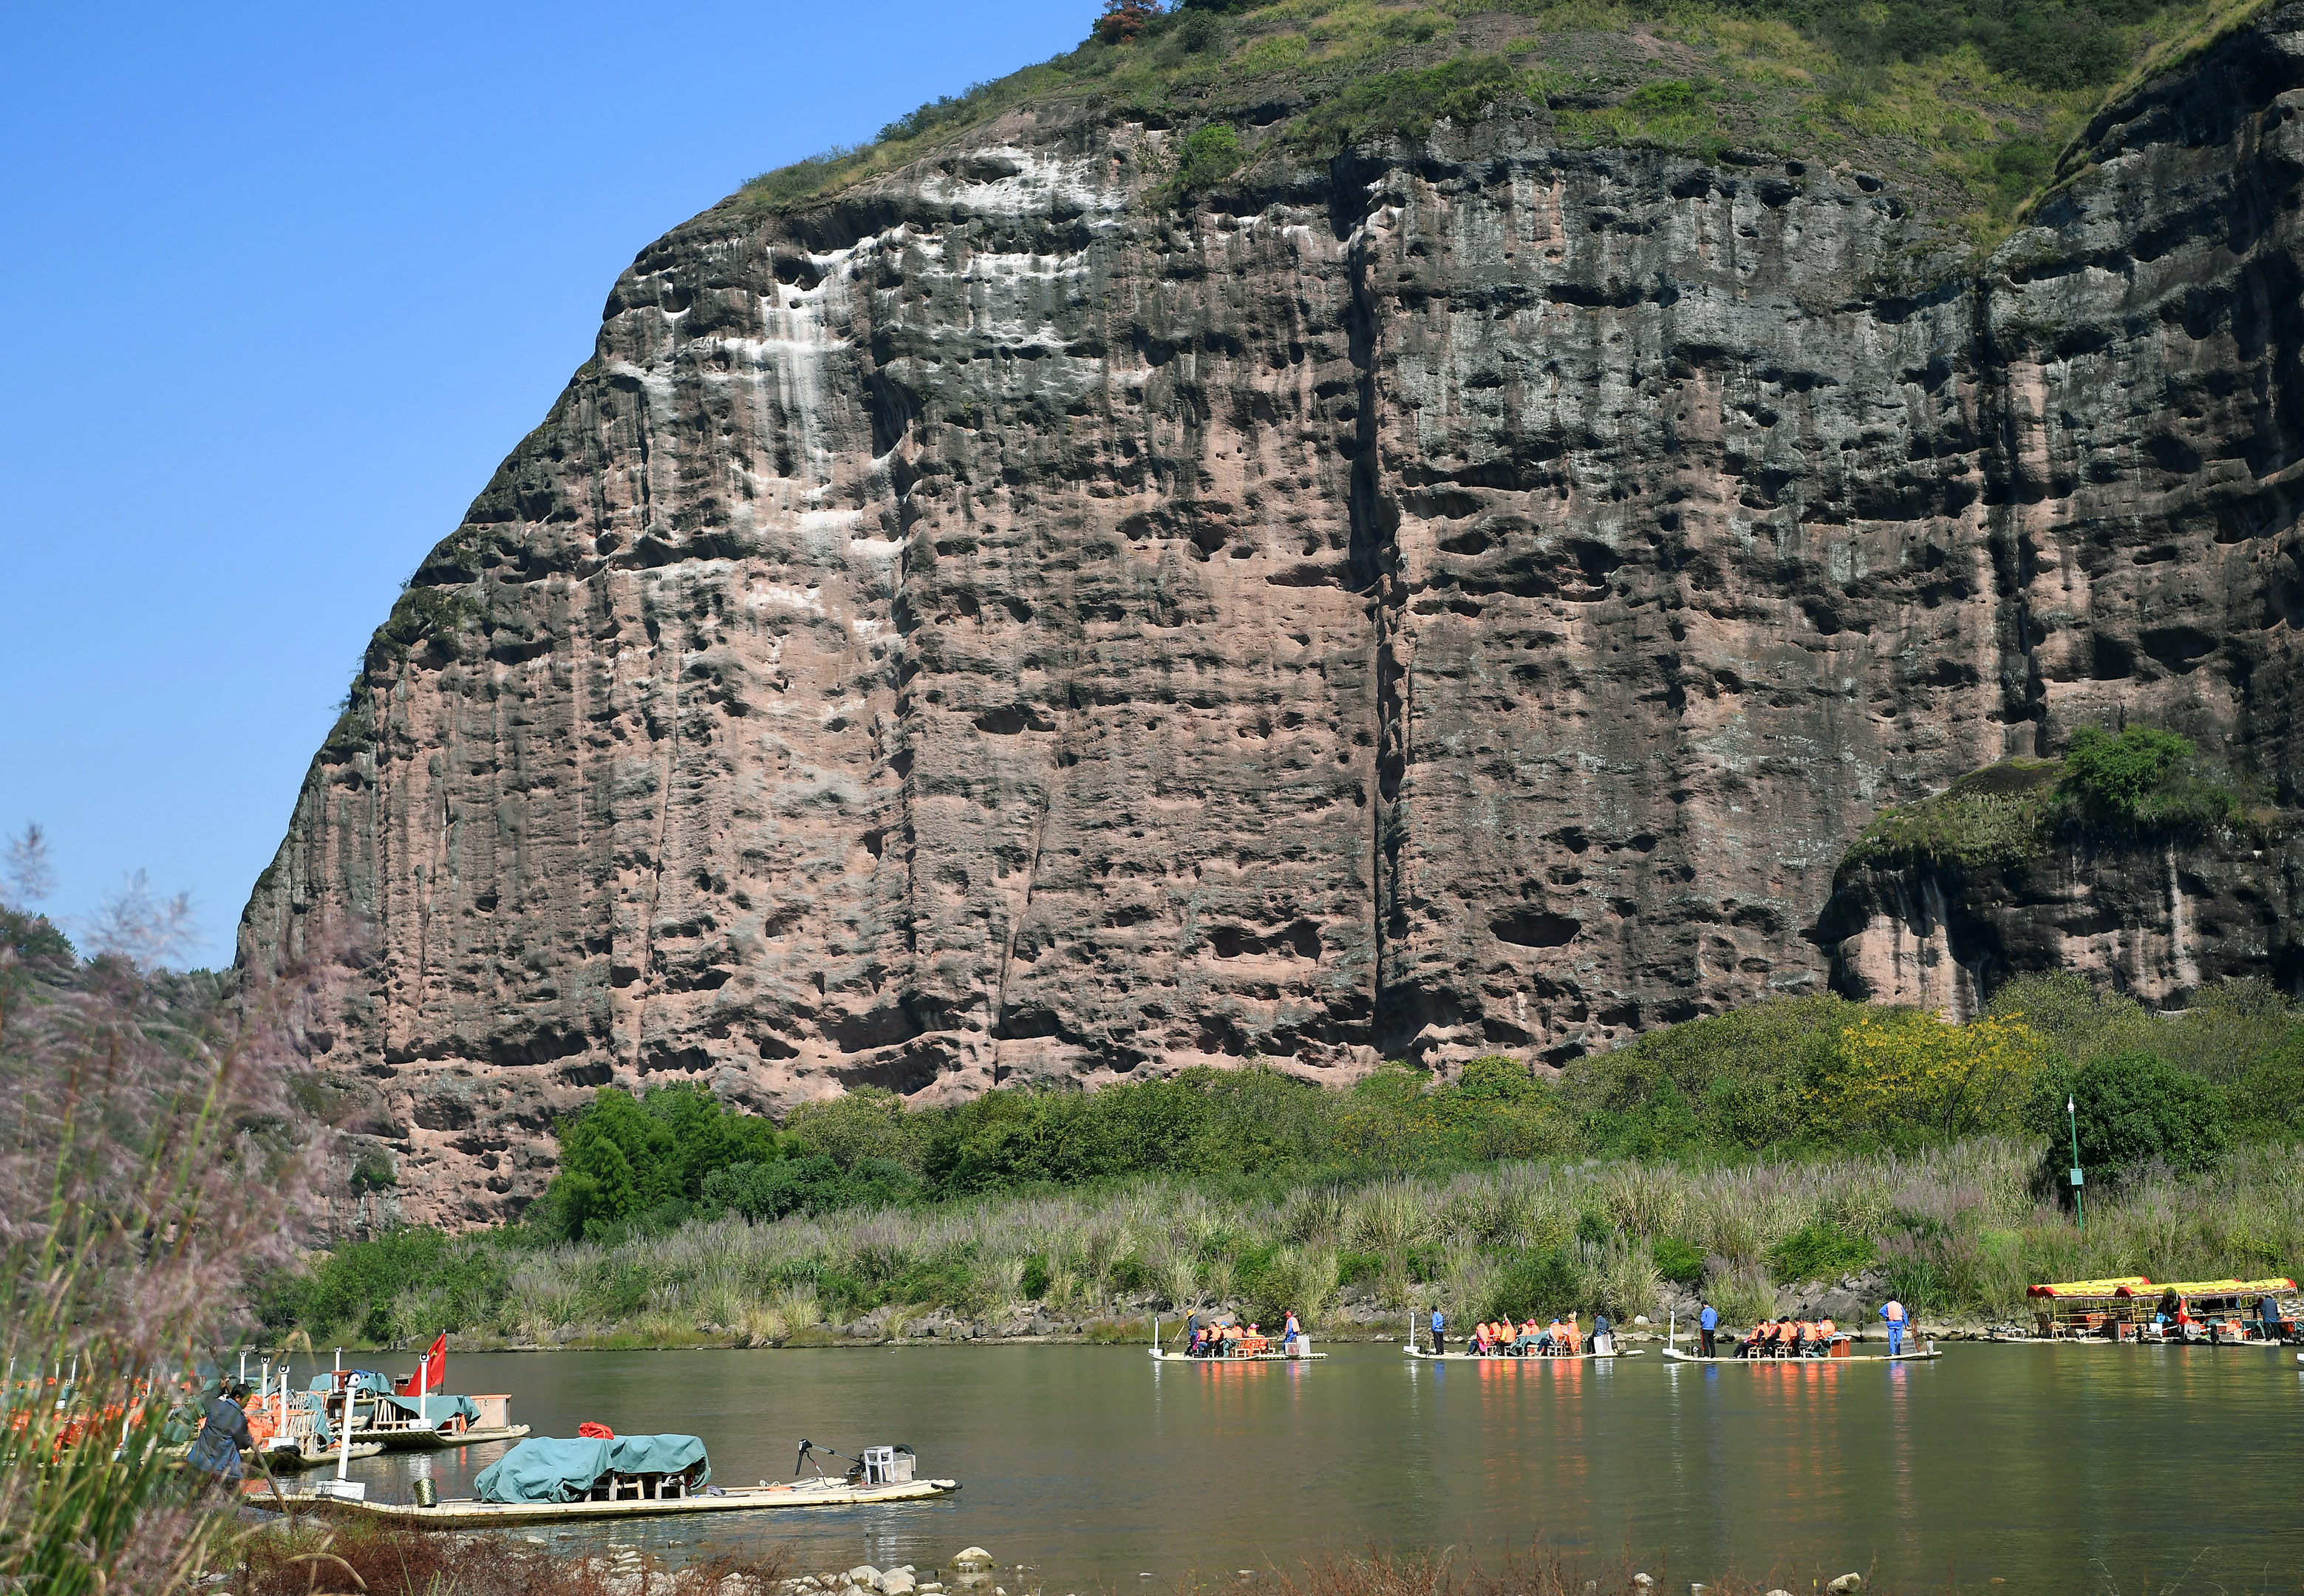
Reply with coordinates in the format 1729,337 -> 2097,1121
349,1147 -> 398,1193
1481,1247 -> 1588,1323
256,1225 -> 516,1343
542,1084 -> 783,1242
2063,725 -> 2244,831
1173,123 -> 1244,191
1,906 -> 73,963
700,1153 -> 919,1223
1652,1235 -> 1708,1286
1020,1256 -> 1052,1300
1844,729 -> 2247,875
1286,54 -> 1521,151
1841,757 -> 2064,872
1768,1221 -> 1878,1283
2062,726 -> 2195,818
2031,1050 -> 2232,1198
726,0 -> 2250,239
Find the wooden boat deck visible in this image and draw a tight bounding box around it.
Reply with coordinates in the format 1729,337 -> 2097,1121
321,1476 -> 961,1524
1148,1349 -> 1326,1362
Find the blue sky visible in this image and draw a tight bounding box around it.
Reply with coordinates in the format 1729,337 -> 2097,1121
0,1 -> 1091,967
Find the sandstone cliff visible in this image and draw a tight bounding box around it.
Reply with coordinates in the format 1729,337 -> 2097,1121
244,12 -> 2304,1224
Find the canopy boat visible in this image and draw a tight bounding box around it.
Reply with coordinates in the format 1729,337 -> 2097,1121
2116,1278 -> 2299,1346
358,1391 -> 530,1450
319,1435 -> 960,1524
1993,1277 -> 2158,1342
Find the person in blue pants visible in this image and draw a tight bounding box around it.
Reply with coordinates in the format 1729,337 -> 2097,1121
1879,1297 -> 1906,1356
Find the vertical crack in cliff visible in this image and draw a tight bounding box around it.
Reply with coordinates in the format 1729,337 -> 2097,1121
630,632 -> 685,1071
1336,149 -> 1401,1059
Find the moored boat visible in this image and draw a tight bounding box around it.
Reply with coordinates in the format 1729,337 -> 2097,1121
1992,1277 -> 2157,1342
2116,1278 -> 2299,1346
309,1433 -> 960,1522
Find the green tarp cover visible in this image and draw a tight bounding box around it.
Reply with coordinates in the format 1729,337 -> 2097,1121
607,1434 -> 709,1483
378,1392 -> 482,1430
475,1438 -> 613,1503
306,1371 -> 393,1396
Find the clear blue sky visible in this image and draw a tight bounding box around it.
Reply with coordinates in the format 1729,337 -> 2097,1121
0,1 -> 1091,968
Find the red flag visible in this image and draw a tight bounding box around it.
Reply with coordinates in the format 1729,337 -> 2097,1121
414,1333 -> 446,1395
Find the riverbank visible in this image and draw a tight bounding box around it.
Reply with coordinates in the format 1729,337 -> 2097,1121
266,1135 -> 2303,1356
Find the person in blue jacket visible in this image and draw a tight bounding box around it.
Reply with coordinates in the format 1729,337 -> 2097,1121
1429,1307 -> 1445,1356
1698,1299 -> 1719,1358
1879,1297 -> 1907,1356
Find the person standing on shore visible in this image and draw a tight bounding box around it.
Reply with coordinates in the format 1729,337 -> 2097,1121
184,1380 -> 253,1483
1429,1306 -> 1445,1356
1879,1297 -> 1907,1357
1698,1299 -> 1718,1359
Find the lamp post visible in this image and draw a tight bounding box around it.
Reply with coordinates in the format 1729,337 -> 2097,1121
2067,1094 -> 2085,1231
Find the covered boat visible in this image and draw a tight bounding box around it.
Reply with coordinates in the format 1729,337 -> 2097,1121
475,1435 -> 708,1504
2116,1278 -> 2298,1343
329,1434 -> 960,1524
2006,1277 -> 2156,1341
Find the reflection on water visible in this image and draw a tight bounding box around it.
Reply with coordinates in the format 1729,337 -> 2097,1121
325,1344 -> 2304,1589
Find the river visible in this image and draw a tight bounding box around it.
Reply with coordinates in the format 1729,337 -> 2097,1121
313,1342 -> 2304,1589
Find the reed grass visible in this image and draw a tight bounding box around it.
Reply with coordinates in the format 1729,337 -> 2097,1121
0,851 -> 335,1592
321,1135 -> 2304,1346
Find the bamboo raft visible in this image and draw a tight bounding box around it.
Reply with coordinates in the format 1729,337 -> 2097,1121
1661,1346 -> 1940,1364
318,1476 -> 961,1524
1402,1346 -> 1643,1362
1148,1348 -> 1326,1362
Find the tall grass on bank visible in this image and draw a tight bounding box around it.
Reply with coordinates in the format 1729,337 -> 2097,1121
296,1136 -> 2304,1348
1,839 -> 330,1593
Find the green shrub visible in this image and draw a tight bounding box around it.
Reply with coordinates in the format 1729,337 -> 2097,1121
1336,1249 -> 1382,1288
1768,1221 -> 1877,1283
543,1084 -> 783,1241
1175,123 -> 1243,191
2062,726 -> 2194,819
1481,1247 -> 1587,1323
1652,1236 -> 1707,1286
1020,1256 -> 1052,1300
2033,1050 -> 2231,1200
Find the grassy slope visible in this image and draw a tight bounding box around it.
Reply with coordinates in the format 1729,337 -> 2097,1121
735,0 -> 2277,248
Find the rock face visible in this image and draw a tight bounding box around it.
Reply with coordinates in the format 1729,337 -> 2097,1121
244,14 -> 2304,1224
1819,825 -> 2303,1019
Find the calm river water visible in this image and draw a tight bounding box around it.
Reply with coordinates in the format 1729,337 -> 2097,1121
327,1343 -> 2304,1589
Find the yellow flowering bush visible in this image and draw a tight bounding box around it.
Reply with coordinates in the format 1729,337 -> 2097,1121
1812,1010 -> 2056,1139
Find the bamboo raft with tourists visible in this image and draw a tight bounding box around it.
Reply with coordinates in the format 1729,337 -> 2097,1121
1662,1309 -> 1938,1363
1402,1312 -> 1642,1360
1151,1312 -> 1326,1361
299,1434 -> 959,1524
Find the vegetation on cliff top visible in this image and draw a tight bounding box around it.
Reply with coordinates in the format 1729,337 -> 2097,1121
257,971 -> 2303,1346
1838,725 -> 2257,875
737,0 -> 2279,242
